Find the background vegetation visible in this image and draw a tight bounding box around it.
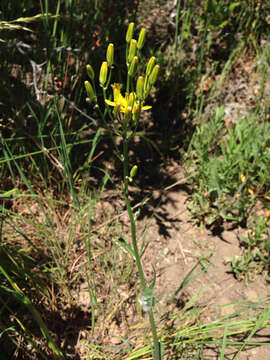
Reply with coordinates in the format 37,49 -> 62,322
1,0 -> 270,359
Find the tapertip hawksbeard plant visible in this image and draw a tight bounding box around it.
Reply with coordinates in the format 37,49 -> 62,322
85,22 -> 161,359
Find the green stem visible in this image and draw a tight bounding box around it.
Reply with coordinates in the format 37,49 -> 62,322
122,130 -> 161,360
126,74 -> 131,94
149,309 -> 161,360
122,133 -> 146,289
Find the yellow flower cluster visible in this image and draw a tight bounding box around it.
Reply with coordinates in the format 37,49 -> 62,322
85,22 -> 159,123
105,83 -> 151,120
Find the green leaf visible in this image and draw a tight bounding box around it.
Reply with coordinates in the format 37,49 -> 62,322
117,237 -> 135,259
229,2 -> 242,13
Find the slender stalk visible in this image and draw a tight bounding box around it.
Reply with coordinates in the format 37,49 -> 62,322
122,131 -> 146,289
122,128 -> 161,359
149,309 -> 161,360
126,74 -> 131,94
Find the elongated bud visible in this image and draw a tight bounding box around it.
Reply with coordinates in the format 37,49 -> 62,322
130,165 -> 138,179
128,92 -> 136,108
128,39 -> 137,63
86,64 -> 95,81
126,22 -> 134,43
137,28 -> 146,50
136,76 -> 144,100
146,56 -> 156,76
149,64 -> 160,85
128,56 -> 138,77
106,43 -> 114,66
99,61 -> 108,86
132,104 -> 140,122
85,81 -> 97,102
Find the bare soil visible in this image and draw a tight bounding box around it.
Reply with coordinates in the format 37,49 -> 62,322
136,165 -> 270,359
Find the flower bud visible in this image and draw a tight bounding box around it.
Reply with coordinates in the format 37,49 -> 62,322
146,56 -> 156,76
132,104 -> 140,122
126,22 -> 134,43
128,92 -> 135,108
130,165 -> 138,179
128,39 -> 137,63
99,61 -> 108,87
106,43 -> 114,66
128,56 -> 138,77
137,28 -> 146,50
84,81 -> 97,102
136,76 -> 144,100
86,64 -> 95,81
149,64 -> 160,85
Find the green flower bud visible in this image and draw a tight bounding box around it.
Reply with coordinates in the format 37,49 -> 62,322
149,64 -> 160,85
99,61 -> 108,87
128,56 -> 138,77
137,28 -> 146,50
130,165 -> 138,179
126,22 -> 134,43
86,64 -> 95,81
84,80 -> 97,102
136,76 -> 144,100
132,104 -> 140,122
146,56 -> 156,76
128,39 -> 137,63
106,43 -> 114,66
128,92 -> 135,108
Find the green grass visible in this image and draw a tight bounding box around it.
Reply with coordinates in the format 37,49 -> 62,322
1,0 -> 270,359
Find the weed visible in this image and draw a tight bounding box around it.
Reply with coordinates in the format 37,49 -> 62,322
230,214 -> 270,281
186,112 -> 270,227
84,22 -> 162,360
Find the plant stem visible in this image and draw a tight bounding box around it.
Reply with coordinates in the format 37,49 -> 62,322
123,132 -> 146,289
122,129 -> 161,359
126,74 -> 131,94
149,309 -> 161,360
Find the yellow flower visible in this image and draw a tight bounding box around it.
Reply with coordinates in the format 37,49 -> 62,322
105,83 -> 151,115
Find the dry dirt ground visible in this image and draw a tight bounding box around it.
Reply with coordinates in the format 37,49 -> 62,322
128,165 -> 270,359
